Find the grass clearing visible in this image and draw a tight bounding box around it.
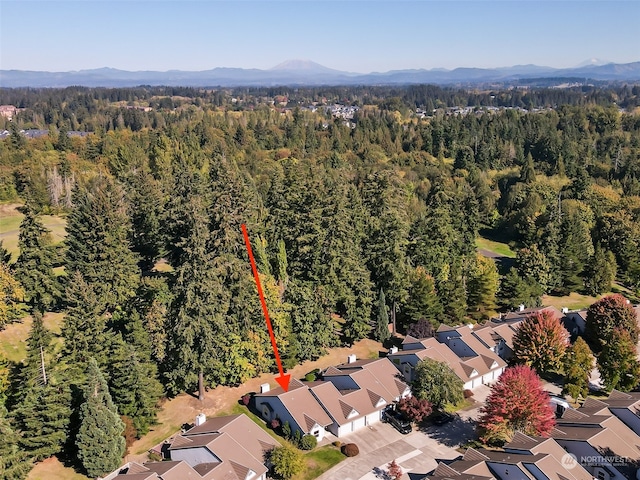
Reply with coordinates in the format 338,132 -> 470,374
476,237 -> 516,258
0,312 -> 65,363
294,446 -> 346,480
541,292 -> 604,311
27,457 -> 87,480
0,203 -> 67,259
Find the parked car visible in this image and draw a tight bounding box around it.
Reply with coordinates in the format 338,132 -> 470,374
382,405 -> 412,434
431,410 -> 455,425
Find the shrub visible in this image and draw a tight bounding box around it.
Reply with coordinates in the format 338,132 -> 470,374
300,434 -> 317,450
332,440 -> 341,448
305,373 -> 316,382
341,443 -> 359,457
270,418 -> 281,430
241,393 -> 252,406
464,389 -> 474,399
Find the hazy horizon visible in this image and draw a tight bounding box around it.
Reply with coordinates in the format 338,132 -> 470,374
1,1 -> 639,73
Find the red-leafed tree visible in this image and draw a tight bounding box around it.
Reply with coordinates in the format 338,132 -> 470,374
387,459 -> 403,480
512,311 -> 570,374
396,395 -> 433,423
584,294 -> 639,353
478,365 -> 555,445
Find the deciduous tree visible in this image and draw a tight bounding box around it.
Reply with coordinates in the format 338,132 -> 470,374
584,294 -> 639,352
396,395 -> 432,423
562,337 -> 594,400
512,311 -> 569,374
412,358 -> 464,409
478,365 -> 555,445
269,444 -> 304,480
597,327 -> 640,392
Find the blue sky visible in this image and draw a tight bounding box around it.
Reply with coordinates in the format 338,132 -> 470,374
1,1 -> 638,73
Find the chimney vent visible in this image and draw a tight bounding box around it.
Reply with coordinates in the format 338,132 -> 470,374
518,304 -> 525,312
389,346 -> 398,355
562,307 -> 569,314
260,383 -> 270,393
347,354 -> 357,364
195,413 -> 206,426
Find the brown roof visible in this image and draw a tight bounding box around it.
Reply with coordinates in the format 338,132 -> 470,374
254,380 -> 333,432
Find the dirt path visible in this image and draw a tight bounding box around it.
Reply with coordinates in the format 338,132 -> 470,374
126,338 -> 384,462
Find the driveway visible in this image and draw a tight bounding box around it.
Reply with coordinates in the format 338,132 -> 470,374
315,421 -> 462,480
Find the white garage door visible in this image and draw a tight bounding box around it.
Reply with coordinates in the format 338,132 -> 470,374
351,416 -> 366,432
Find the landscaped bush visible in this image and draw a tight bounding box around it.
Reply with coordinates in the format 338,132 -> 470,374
305,373 -> 316,382
332,440 -> 341,448
299,434 -> 317,450
341,443 -> 359,457
241,393 -> 252,406
270,418 -> 281,430
464,389 -> 474,399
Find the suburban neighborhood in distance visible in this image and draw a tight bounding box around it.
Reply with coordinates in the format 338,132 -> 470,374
2,1 -> 640,479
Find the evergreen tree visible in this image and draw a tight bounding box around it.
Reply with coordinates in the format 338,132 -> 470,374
13,202 -> 61,311
127,169 -> 165,272
0,405 -> 32,480
0,262 -> 24,329
374,289 -> 390,343
467,254 -> 499,320
274,238 -> 288,286
583,245 -> 616,296
109,339 -> 162,437
64,175 -> 140,312
597,327 -> 640,392
520,153 -> 536,184
285,280 -> 338,362
0,240 -> 12,266
76,358 -> 125,478
61,271 -> 108,368
164,176 -> 226,399
10,311 -> 71,461
401,267 -> 443,331
562,337 -> 594,401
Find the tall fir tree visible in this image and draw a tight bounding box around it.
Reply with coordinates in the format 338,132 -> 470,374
375,289 -> 391,343
164,170 -> 227,399
109,337 -> 163,437
64,175 -> 140,312
14,202 -> 61,312
0,405 -> 32,480
76,358 -> 125,478
10,311 -> 71,461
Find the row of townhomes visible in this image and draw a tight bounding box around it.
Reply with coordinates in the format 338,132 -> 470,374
432,390 -> 640,480
105,304 -> 640,480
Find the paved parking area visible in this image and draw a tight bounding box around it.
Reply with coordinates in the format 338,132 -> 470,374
315,421 -> 462,480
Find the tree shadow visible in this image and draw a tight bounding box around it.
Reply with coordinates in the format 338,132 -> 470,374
418,416 -> 478,448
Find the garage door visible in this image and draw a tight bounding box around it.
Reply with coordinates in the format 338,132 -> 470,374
351,416 -> 366,432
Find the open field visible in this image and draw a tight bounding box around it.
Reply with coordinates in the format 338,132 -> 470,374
0,203 -> 67,259
0,312 -> 64,363
475,236 -> 516,258
27,457 -> 88,480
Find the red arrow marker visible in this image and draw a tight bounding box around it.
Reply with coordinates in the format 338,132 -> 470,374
241,224 -> 291,392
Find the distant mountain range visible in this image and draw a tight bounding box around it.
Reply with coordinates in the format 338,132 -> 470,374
1,60 -> 640,88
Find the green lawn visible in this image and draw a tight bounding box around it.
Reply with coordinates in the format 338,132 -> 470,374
295,446 -> 346,480
475,237 -> 516,258
0,213 -> 67,259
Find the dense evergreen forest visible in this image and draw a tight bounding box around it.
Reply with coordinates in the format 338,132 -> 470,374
1,83 -> 640,477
